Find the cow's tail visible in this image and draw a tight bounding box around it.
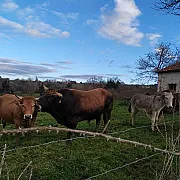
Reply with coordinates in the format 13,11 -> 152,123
128,103 -> 131,113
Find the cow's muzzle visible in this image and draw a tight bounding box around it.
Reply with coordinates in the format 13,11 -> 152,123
24,114 -> 33,120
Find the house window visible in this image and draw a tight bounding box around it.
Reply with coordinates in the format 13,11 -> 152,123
168,84 -> 176,91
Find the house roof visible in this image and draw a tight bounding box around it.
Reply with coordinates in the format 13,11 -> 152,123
158,61 -> 180,73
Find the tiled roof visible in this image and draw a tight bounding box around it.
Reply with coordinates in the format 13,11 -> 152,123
158,62 -> 180,73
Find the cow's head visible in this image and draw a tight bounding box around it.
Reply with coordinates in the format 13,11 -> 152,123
37,85 -> 63,111
15,96 -> 41,126
161,91 -> 174,108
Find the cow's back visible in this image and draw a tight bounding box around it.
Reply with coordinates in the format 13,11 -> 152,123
58,88 -> 113,118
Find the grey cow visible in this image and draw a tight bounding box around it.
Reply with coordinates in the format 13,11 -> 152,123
128,91 -> 173,131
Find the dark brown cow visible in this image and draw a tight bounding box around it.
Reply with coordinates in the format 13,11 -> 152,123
0,94 -> 41,129
38,85 -> 113,138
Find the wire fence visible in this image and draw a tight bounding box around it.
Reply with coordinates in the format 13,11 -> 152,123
108,119 -> 179,135
0,118 -> 180,179
0,126 -> 180,156
0,119 -> 179,154
85,153 -> 161,179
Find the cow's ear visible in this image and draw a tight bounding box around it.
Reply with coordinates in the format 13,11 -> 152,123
54,92 -> 63,103
43,84 -> 49,90
35,100 -> 42,111
161,94 -> 166,101
14,100 -> 19,105
14,99 -> 23,106
54,95 -> 62,103
19,99 -> 23,105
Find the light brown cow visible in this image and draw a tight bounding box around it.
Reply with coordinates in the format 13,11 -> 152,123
0,94 -> 41,129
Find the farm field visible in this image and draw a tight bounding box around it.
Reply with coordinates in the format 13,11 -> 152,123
0,100 -> 180,180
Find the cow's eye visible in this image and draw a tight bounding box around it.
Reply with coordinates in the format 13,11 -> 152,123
21,104 -> 25,108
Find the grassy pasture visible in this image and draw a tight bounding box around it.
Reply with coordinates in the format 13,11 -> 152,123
0,100 -> 180,180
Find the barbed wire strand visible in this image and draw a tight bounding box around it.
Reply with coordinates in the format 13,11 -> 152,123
0,126 -> 180,156
0,119 -> 179,154
0,120 -> 179,179
108,119 -> 178,135
4,136 -> 91,153
85,153 -> 161,180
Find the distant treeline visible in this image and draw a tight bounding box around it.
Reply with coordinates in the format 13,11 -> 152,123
0,77 -> 126,93
0,77 -> 157,100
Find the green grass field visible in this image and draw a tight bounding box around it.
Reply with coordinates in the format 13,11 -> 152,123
0,100 -> 180,180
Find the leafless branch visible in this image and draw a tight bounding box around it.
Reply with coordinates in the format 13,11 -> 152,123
101,120 -> 110,134
134,42 -> 179,84
17,161 -> 32,180
154,0 -> 180,16
0,144 -> 7,176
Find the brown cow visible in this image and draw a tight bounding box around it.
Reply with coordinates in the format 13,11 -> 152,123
0,94 -> 41,129
38,85 -> 113,138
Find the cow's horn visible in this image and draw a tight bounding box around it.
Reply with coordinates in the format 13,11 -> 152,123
56,92 -> 63,97
43,84 -> 49,90
14,94 -> 22,99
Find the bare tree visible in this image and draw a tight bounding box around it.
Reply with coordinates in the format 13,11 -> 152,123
2,78 -> 11,93
134,42 -> 180,84
106,77 -> 124,89
154,0 -> 180,15
86,76 -> 105,84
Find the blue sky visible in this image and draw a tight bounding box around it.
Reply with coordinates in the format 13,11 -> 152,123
0,0 -> 179,84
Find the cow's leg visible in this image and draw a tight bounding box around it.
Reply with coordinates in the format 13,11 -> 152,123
14,119 -> 21,146
2,120 -> 6,128
31,113 -> 38,127
66,130 -> 74,145
131,107 -> 138,126
87,119 -> 91,125
151,112 -> 156,131
67,131 -> 73,140
96,115 -> 101,131
102,99 -> 113,132
102,111 -> 111,133
66,117 -> 78,143
103,110 -> 111,125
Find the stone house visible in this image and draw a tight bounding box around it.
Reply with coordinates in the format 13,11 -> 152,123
157,62 -> 180,93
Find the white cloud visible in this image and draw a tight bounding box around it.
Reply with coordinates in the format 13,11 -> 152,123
0,16 -> 70,38
50,11 -> 79,26
52,12 -> 79,20
61,31 -> 70,38
25,21 -> 70,38
0,58 -> 55,77
98,0 -> 144,46
85,19 -> 98,26
146,33 -> 162,46
0,16 -> 23,30
25,29 -> 50,38
0,32 -> 12,40
36,3 -> 79,25
16,7 -> 36,20
146,33 -> 162,41
1,0 -> 19,12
